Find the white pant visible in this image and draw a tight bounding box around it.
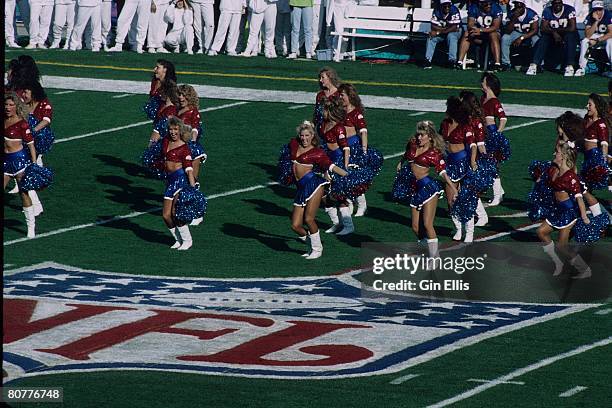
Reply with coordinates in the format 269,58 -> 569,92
210,11 -> 241,53
192,2 -> 215,51
29,2 -> 54,45
299,2 -> 326,52
165,23 -> 194,51
579,34 -> 612,69
5,0 -> 17,43
275,11 -> 291,53
244,4 -> 277,55
115,0 -> 150,46
101,1 -> 112,45
70,5 -> 101,49
147,2 -> 169,48
52,2 -> 76,43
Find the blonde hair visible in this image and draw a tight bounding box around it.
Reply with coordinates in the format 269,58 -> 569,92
416,120 -> 445,152
180,123 -> 193,143
178,84 -> 199,109
295,120 -> 320,147
4,92 -> 29,120
319,66 -> 341,88
557,142 -> 577,169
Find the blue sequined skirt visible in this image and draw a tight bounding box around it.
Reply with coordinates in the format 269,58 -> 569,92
294,171 -> 329,207
580,148 -> 609,191
545,198 -> 577,229
446,149 -> 469,182
4,149 -> 31,176
164,168 -> 187,199
411,176 -> 443,210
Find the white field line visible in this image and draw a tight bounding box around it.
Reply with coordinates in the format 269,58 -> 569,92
288,104 -> 307,110
559,386 -> 588,397
594,308 -> 612,315
408,112 -> 427,116
53,90 -> 76,95
111,93 -> 134,99
43,76 -> 581,119
389,373 -> 421,384
426,336 -> 612,408
5,118 -> 545,246
3,182 -> 278,247
54,101 -> 248,144
467,378 -> 524,385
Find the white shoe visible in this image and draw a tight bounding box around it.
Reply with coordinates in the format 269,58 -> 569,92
265,50 -> 277,58
25,43 -> 37,49
171,241 -> 181,249
570,255 -> 592,279
336,207 -> 355,235
108,44 -> 123,52
103,44 -> 110,52
485,178 -> 504,207
240,51 -> 255,57
187,49 -> 193,55
157,47 -> 169,54
306,53 -> 312,59
7,41 -> 20,48
564,66 -> 574,77
196,49 -> 204,54
62,43 -> 70,50
573,68 -> 585,77
169,227 -> 182,248
173,46 -> 180,54
8,182 -> 19,194
354,195 -> 367,217
37,43 -> 47,49
148,47 -> 156,54
287,53 -> 298,59
526,63 -> 537,76
91,46 -> 100,52
190,217 -> 203,226
207,50 -> 217,56
136,45 -> 143,54
325,223 -> 341,233
475,199 -> 488,226
227,51 -> 238,56
49,41 -> 60,49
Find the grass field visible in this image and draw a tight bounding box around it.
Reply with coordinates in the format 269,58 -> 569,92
3,49 -> 612,407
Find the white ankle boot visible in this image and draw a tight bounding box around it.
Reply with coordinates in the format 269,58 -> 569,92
324,207 -> 342,233
542,242 -> 563,276
305,231 -> 323,259
169,227 -> 182,249
486,178 -> 504,207
354,195 -> 367,217
464,218 -> 475,243
28,190 -> 43,216
23,206 -> 36,238
452,216 -> 462,241
190,217 -> 203,226
177,225 -> 193,250
475,199 -> 488,226
570,255 -> 592,279
336,207 -> 355,235
36,155 -> 43,166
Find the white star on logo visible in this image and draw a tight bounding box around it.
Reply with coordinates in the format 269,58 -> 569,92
438,320 -> 488,329
304,310 -> 353,319
69,284 -> 113,292
461,313 -> 512,322
229,287 -> 272,293
43,291 -> 85,299
96,278 -> 147,285
13,280 -> 54,288
486,307 -> 539,316
419,302 -> 468,310
133,289 -> 172,295
34,274 -> 83,281
397,308 -> 445,317
371,315 -> 416,324
280,283 -> 330,292
161,282 -> 215,290
108,295 -> 145,303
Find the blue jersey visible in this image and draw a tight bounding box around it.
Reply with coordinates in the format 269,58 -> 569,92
584,10 -> 612,35
542,5 -> 576,29
506,7 -> 539,33
431,5 -> 462,28
468,3 -> 504,29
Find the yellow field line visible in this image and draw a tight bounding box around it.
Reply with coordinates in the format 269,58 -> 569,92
10,59 -> 603,97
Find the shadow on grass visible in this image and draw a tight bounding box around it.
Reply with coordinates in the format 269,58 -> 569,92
93,154 -> 148,178
98,217 -> 170,245
96,175 -> 160,212
243,199 -> 291,217
221,222 -> 303,254
248,162 -> 277,182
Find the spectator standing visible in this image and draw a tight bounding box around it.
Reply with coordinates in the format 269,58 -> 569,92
288,0 -> 314,59
148,0 -> 172,53
242,0 -> 278,57
526,0 -> 579,76
69,0 -> 102,51
26,0 -> 55,48
49,0 -> 77,49
108,0 -> 152,53
423,0 -> 462,69
275,0 -> 291,55
208,0 -> 246,55
191,0 -> 215,53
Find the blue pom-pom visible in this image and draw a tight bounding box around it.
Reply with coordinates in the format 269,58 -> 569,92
19,164 -> 53,191
485,126 -> 511,164
175,186 -> 207,224
360,147 -> 384,176
277,144 -> 295,186
153,116 -> 171,139
329,164 -> 374,201
450,183 -> 479,223
143,96 -> 162,121
391,165 -> 417,205
527,160 -> 555,221
528,160 -> 552,182
580,148 -> 609,191
574,212 -> 610,243
28,115 -> 55,155
141,141 -> 166,180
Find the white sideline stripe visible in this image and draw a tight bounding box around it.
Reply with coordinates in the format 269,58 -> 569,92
594,308 -> 612,315
4,118 -> 544,245
42,76 -> 581,119
467,378 -> 524,385
476,223 -> 539,242
53,90 -> 76,95
111,93 -> 134,99
288,104 -> 307,110
408,112 -> 427,116
54,102 -> 248,143
390,374 -> 420,384
3,182 -> 278,247
559,386 -> 588,397
427,336 -> 612,408
495,211 -> 528,218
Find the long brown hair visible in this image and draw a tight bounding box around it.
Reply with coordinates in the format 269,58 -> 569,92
337,83 -> 364,112
323,97 -> 346,125
459,90 -> 485,126
589,93 -> 610,128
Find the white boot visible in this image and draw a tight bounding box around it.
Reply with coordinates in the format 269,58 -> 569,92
190,217 -> 203,226
570,255 -> 592,279
542,242 -> 564,276
305,231 -> 323,259
464,218 -> 475,243
355,194 -> 367,217
8,180 -> 19,194
177,225 -> 193,250
589,204 -> 602,217
23,206 -> 36,238
486,178 -> 504,207
426,238 -> 439,270
336,207 -> 355,235
28,190 -> 43,216
475,199 -> 488,226
169,227 -> 182,249
452,216 -> 462,241
324,207 -> 342,233
36,155 -> 43,166
347,199 -> 354,214
300,233 -> 311,257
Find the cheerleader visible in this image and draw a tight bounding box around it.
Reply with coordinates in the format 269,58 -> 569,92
162,117 -> 199,250
149,80 -> 179,145
22,81 -> 55,166
535,144 -> 593,279
4,93 -> 38,238
460,90 -> 496,227
393,121 -> 457,260
287,121 -> 347,259
313,66 -> 341,139
338,82 -> 382,217
440,96 -> 478,242
480,73 -> 510,207
144,59 -> 177,121
177,84 -> 206,180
